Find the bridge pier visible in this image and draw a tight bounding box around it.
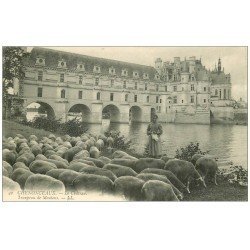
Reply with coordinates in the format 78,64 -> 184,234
54,102 -> 68,122
90,103 -> 102,124
119,104 -> 130,124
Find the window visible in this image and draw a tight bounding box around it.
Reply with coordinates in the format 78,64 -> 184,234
160,99 -> 162,103
215,89 -> 218,96
123,81 -> 126,89
38,71 -> 43,81
111,79 -> 114,87
135,82 -> 137,90
219,89 -> 222,99
173,85 -> 177,92
110,93 -> 114,101
191,84 -> 194,91
191,76 -> 194,81
181,100 -> 184,103
204,99 -> 206,103
191,96 -> 194,103
156,85 -> 159,91
156,96 -> 159,103
146,96 -> 149,103
173,96 -> 177,104
134,95 -> 137,102
61,62 -> 65,67
78,91 -> 82,99
60,74 -> 64,83
95,78 -> 99,86
224,89 -> 226,99
204,87 -> 207,92
37,87 -> 43,97
125,94 -> 128,102
61,89 -> 66,98
165,86 -> 167,92
79,75 -> 83,84
145,83 -> 148,90
97,92 -> 101,100
159,106 -> 161,112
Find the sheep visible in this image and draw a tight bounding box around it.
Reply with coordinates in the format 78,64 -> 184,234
3,176 -> 21,192
98,134 -> 107,143
141,180 -> 179,201
3,149 -> 17,165
141,168 -> 187,193
3,167 -> 9,177
29,135 -> 38,141
58,170 -> 82,190
80,134 -> 89,142
49,155 -> 69,165
95,139 -> 104,151
80,166 -> 117,182
3,141 -> 16,151
195,156 -> 219,185
98,156 -> 111,165
107,136 -> 114,147
42,144 -> 54,154
12,162 -> 30,171
73,174 -> 114,194
82,157 -> 104,168
103,163 -> 137,177
35,154 -> 47,161
16,152 -> 35,166
68,162 -> 90,172
70,159 -> 96,167
44,149 -> 56,158
30,144 -> 42,156
89,146 -> 100,158
134,158 -> 165,173
161,155 -> 173,163
63,146 -> 82,162
3,161 -> 13,177
136,173 -> 183,200
110,158 -> 137,169
11,168 -> 34,189
73,150 -> 90,160
43,159 -> 69,169
112,150 -> 130,159
25,174 -> 65,192
114,176 -> 145,201
165,159 -> 206,193
29,160 -> 57,174
46,169 -> 67,180
75,141 -> 87,150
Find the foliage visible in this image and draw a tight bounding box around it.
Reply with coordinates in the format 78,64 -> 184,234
218,166 -> 248,187
104,130 -> 131,150
175,142 -> 209,162
59,118 -> 88,137
20,116 -> 88,137
143,144 -> 151,157
2,47 -> 29,93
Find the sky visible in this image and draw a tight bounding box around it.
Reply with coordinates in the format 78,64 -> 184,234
31,46 -> 247,101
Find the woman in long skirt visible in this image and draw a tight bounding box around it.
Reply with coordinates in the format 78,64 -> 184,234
147,114 -> 163,158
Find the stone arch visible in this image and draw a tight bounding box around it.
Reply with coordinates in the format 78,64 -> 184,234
102,104 -> 120,123
68,104 -> 91,123
25,101 -> 55,121
129,105 -> 143,122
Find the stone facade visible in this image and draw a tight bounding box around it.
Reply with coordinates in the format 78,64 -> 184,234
17,48 -> 233,124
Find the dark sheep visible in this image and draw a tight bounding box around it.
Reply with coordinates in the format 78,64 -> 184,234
73,174 -> 114,194
16,152 -> 35,166
82,157 -> 104,168
191,154 -> 204,166
30,145 -> 42,156
46,169 -> 67,180
98,156 -> 111,165
103,163 -> 137,177
44,159 -> 69,169
141,180 -> 179,201
63,146 -> 84,162
12,162 -> 30,171
49,155 -> 69,165
141,168 -> 187,193
29,160 -> 57,174
114,176 -> 145,201
70,159 -> 96,167
68,162 -> 91,172
3,149 -> 17,165
25,174 -> 65,192
11,168 -> 34,189
195,157 -> 219,185
165,159 -> 206,193
80,166 -> 117,182
110,158 -> 137,169
58,170 -> 82,190
134,158 -> 165,173
136,173 -> 183,200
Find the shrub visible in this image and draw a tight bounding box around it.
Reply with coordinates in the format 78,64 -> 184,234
104,130 -> 131,150
59,118 -> 88,137
218,166 -> 248,187
175,142 -> 209,162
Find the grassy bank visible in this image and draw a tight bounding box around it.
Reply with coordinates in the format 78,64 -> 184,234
2,120 -> 248,201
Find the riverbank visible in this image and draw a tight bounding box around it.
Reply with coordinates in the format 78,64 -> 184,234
2,120 -> 248,201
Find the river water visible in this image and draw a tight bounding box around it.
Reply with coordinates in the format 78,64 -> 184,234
27,113 -> 247,169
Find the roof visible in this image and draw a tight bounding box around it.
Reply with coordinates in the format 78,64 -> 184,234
210,71 -> 231,85
23,47 -> 158,80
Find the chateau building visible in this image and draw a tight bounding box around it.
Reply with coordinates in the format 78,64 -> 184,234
15,47 -> 233,124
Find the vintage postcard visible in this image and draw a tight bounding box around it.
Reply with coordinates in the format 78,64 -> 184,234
2,46 -> 248,201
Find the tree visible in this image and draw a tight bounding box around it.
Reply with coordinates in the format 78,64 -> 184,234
2,47 -> 30,118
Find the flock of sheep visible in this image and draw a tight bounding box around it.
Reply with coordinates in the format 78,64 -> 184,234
2,132 -> 219,201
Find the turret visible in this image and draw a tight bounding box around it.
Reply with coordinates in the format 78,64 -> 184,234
155,58 -> 162,74
218,58 -> 221,73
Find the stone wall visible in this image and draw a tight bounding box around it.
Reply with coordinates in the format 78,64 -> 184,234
173,112 -> 210,124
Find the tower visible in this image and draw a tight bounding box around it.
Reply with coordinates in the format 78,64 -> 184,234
218,58 -> 221,73
155,58 -> 162,74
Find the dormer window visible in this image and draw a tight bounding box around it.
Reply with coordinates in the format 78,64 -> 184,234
133,71 -> 139,78
35,57 -> 45,66
77,63 -> 85,71
143,73 -> 149,79
109,67 -> 116,75
58,60 -> 67,68
94,66 -> 101,73
155,74 -> 160,80
122,69 -> 128,76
